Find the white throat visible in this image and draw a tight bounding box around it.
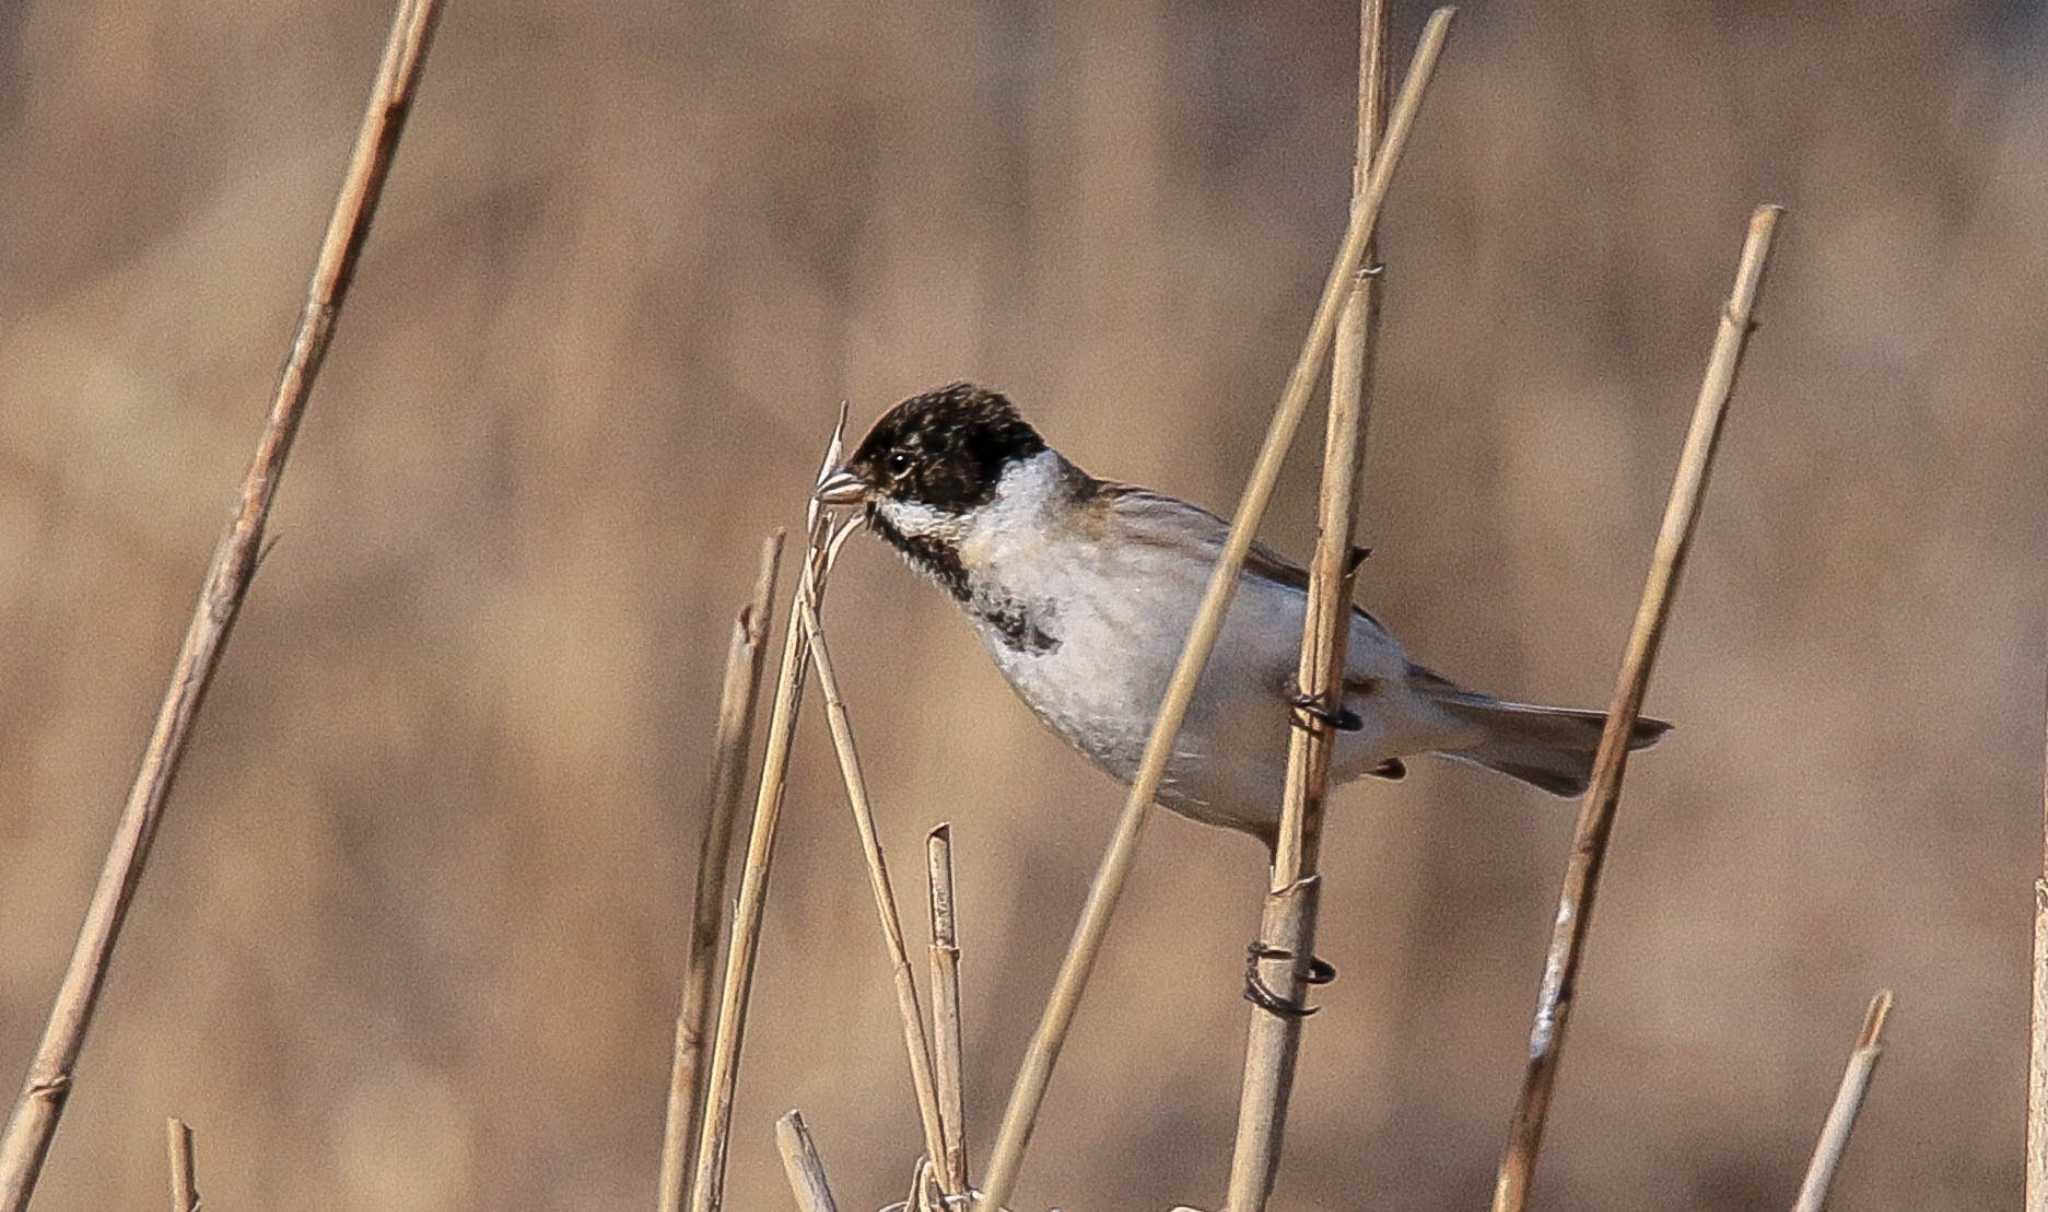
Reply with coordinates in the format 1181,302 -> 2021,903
870,448 -> 1070,547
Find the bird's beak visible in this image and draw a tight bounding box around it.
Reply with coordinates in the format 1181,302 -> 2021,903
813,467 -> 868,506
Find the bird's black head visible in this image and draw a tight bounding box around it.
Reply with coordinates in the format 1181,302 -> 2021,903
823,383 -> 1047,513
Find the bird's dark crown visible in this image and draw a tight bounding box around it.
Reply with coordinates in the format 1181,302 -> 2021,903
845,382 -> 1048,511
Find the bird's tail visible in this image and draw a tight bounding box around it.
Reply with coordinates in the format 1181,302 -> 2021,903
1416,681 -> 1671,797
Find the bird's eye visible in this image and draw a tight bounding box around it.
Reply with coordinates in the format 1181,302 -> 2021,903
887,451 -> 912,475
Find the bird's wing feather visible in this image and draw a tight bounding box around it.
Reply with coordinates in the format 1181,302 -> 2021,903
1094,482 -> 1394,642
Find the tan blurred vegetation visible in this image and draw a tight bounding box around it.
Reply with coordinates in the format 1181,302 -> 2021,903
3,2 -> 2047,1208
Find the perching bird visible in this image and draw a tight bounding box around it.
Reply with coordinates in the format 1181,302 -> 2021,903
815,383 -> 1668,851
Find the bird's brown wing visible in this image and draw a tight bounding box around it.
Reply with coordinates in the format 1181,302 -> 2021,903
1092,481 -> 1394,642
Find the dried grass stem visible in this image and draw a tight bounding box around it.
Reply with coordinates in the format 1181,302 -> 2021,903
659,533 -> 786,1212
0,4 -> 445,1206
927,825 -> 970,1193
1489,204 -> 1783,1212
1222,2 -> 1393,1207
776,1110 -> 840,1212
794,586 -> 954,1193
1791,991 -> 1894,1212
977,11 -> 1457,1207
687,412 -> 851,1212
166,1117 -> 199,1212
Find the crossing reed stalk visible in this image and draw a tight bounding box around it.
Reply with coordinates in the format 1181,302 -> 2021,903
976,12 -> 1458,1206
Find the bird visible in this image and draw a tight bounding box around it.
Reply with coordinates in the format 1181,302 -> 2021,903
814,382 -> 1669,853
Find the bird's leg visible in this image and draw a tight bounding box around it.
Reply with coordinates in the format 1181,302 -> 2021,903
1242,941 -> 1337,1018
1289,688 -> 1362,733
1260,692 -> 1349,1013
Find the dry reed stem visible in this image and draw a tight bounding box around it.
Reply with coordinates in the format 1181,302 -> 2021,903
1791,991 -> 1894,1212
688,410 -> 850,1212
166,1118 -> 199,1212
0,4 -> 445,1206
1224,876 -> 1322,1212
2031,685 -> 2048,1211
874,1157 -> 986,1212
913,1157 -> 949,1212
927,825 -> 970,1192
976,12 -> 1456,1207
792,585 -> 955,1191
774,1110 -> 840,1212
1224,1 -> 1390,1206
659,533 -> 787,1212
2034,877 -> 2048,1210
1489,204 -> 1783,1212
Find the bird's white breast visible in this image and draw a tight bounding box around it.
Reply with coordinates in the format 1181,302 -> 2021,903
939,454 -> 1424,832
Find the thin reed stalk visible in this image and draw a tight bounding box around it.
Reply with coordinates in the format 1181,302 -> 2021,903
688,412 -> 850,1212
2035,877 -> 2048,1211
976,12 -> 1457,1207
885,1159 -> 984,1211
659,533 -> 786,1212
775,1111 -> 840,1212
1489,204 -> 1784,1212
1224,1 -> 1390,1206
2031,687 -> 2048,1212
1791,991 -> 1894,1212
912,1157 -> 949,1212
927,824 -> 969,1192
0,5 -> 445,1207
166,1118 -> 199,1212
793,582 -> 955,1194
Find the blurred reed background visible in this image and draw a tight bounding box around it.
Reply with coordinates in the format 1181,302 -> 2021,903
3,1 -> 2046,1208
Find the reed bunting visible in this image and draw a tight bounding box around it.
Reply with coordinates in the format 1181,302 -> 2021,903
815,383 -> 1668,850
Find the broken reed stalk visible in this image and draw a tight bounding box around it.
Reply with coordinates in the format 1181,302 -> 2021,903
688,412 -> 850,1212
892,1158 -> 951,1212
1488,204 -> 1783,1212
0,4 -> 445,1207
166,1118 -> 199,1212
1222,1 -> 1390,1209
927,825 -> 970,1193
1790,991 -> 1892,1212
793,585 -> 955,1195
775,1111 -> 840,1212
658,533 -> 787,1212
976,11 -> 1457,1208
2031,688 -> 2048,1212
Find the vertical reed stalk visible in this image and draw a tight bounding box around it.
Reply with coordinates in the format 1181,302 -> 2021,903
1791,991 -> 1893,1212
793,588 -> 955,1192
659,534 -> 786,1212
688,413 -> 850,1212
1489,205 -> 1784,1212
1223,2 -> 1390,1207
976,13 -> 1457,1207
927,825 -> 969,1193
2031,685 -> 2048,1211
0,5 -> 444,1207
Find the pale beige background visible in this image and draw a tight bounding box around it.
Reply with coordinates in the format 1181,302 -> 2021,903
3,2 -> 2045,1208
